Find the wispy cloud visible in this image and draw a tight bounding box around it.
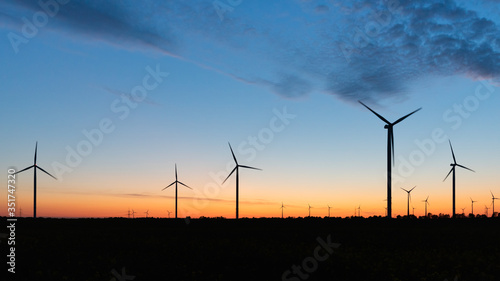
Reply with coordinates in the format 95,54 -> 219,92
3,0 -> 499,103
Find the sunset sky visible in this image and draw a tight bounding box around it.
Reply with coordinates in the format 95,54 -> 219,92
1,0 -> 499,218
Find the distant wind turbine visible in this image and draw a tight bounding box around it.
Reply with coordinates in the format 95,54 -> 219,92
485,205 -> 490,217
167,210 -> 171,218
13,142 -> 57,218
222,142 -> 261,219
412,206 -> 416,216
308,204 -> 313,217
422,196 -> 430,217
144,210 -> 149,218
280,202 -> 285,219
461,208 -> 465,215
127,209 -> 131,219
357,205 -> 361,217
490,191 -> 499,217
131,209 -> 137,219
444,140 -> 474,218
161,164 -> 192,219
401,186 -> 416,216
470,198 -> 477,216
359,101 -> 421,218
327,205 -> 331,218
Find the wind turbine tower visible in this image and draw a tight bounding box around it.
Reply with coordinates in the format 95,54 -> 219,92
13,142 -> 57,218
161,164 -> 193,219
359,101 -> 421,218
222,142 -> 261,219
444,140 -> 474,218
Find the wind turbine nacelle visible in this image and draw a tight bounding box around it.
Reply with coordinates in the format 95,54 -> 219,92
384,124 -> 389,129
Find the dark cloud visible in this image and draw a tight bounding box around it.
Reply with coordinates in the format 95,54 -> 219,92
2,0 -> 499,103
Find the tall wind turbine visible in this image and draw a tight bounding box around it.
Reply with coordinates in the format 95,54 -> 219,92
422,196 -> 430,217
470,198 -> 477,216
401,186 -> 416,216
490,191 -> 498,217
13,142 -> 56,218
161,164 -> 192,219
222,142 -> 261,219
359,101 -> 421,218
327,205 -> 331,217
444,140 -> 474,218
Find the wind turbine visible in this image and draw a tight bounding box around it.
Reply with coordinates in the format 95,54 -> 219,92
13,142 -> 57,218
485,205 -> 490,217
444,140 -> 474,218
127,209 -> 131,219
222,142 -> 261,219
280,202 -> 285,219
422,196 -> 430,217
167,210 -> 171,218
131,209 -> 137,219
161,164 -> 192,219
357,205 -> 361,217
470,198 -> 477,216
359,101 -> 421,218
308,204 -> 313,217
327,205 -> 331,217
144,210 -> 149,218
401,186 -> 416,216
461,208 -> 466,215
412,206 -> 416,216
490,191 -> 499,217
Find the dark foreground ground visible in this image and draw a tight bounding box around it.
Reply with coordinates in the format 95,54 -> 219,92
2,217 -> 499,281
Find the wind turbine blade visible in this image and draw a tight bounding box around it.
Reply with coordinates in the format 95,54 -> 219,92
222,167 -> 237,184
456,164 -> 475,173
426,195 -> 429,202
239,165 -> 262,171
12,165 -> 35,175
34,141 -> 38,165
409,186 -> 416,192
358,101 -> 390,124
390,128 -> 395,166
178,181 -> 192,190
161,181 -> 176,191
175,164 -> 178,180
393,107 -> 422,125
443,167 -> 454,182
228,142 -> 238,165
491,190 -> 494,198
448,140 -> 457,164
36,166 -> 57,180
401,187 -> 409,193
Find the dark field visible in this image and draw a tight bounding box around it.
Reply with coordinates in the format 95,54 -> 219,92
3,217 -> 500,281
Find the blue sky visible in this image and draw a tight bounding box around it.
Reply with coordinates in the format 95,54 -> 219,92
1,0 -> 499,218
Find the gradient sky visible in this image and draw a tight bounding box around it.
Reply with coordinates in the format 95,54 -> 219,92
1,0 -> 499,218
